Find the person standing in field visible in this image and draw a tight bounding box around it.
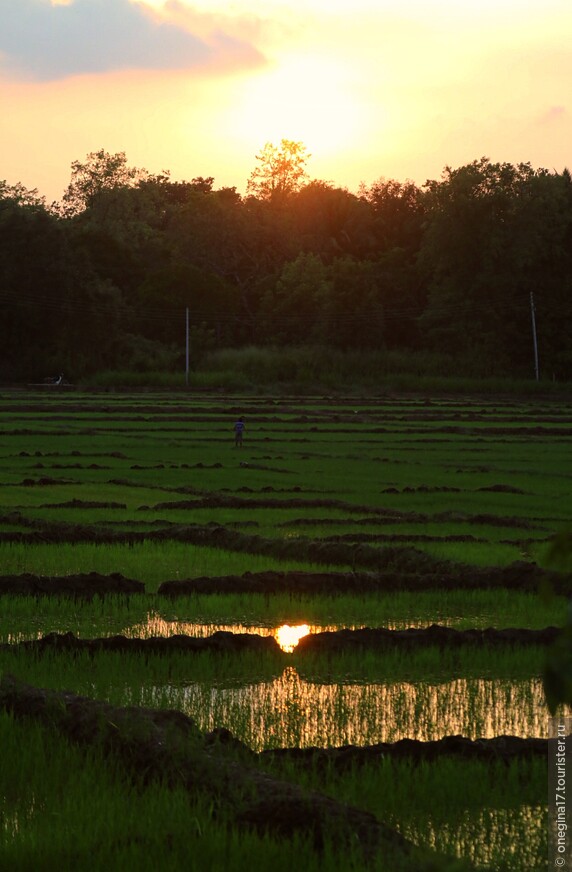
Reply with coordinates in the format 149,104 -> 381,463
234,416 -> 245,448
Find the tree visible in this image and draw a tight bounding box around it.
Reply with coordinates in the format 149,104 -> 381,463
136,262 -> 238,346
0,180 -> 45,209
289,181 -> 376,259
323,257 -> 384,349
372,249 -> 426,349
359,178 -> 425,253
246,140 -> 310,202
417,158 -> 572,373
0,194 -> 125,378
60,149 -> 148,216
542,533 -> 572,714
259,252 -> 331,343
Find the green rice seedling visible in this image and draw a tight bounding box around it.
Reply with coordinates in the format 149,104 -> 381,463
292,643 -> 546,684
147,587 -> 565,633
0,648 -> 287,695
0,594 -> 156,644
0,541 -> 346,591
141,663 -> 547,751
130,589 -> 566,635
415,540 -> 522,567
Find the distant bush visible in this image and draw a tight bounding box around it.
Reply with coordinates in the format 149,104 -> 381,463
80,346 -> 570,394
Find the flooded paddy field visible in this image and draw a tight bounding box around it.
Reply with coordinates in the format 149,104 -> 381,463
1,389 -> 571,870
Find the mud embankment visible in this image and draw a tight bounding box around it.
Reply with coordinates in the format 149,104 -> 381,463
1,626 -> 559,658
0,572 -> 144,598
295,623 -> 559,652
158,562 -> 570,595
1,630 -> 279,656
263,734 -> 550,770
1,559 -> 568,598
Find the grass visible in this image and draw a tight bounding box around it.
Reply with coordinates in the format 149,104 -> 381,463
186,345 -> 572,395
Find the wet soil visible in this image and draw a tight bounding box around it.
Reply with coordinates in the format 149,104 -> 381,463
1,559 -> 565,599
0,572 -> 144,598
263,734 -> 550,770
146,495 -> 407,514
1,630 -> 280,656
158,562 -> 570,595
295,623 -> 559,652
38,500 -> 127,509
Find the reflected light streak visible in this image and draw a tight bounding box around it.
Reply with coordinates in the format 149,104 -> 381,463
143,670 -> 555,752
401,805 -> 545,872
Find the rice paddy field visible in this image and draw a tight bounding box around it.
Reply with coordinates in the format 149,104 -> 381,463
1,387 -> 571,870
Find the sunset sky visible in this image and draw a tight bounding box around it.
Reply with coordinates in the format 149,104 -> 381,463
1,0 -> 571,203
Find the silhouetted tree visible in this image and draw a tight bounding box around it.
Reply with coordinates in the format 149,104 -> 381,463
60,149 -> 148,216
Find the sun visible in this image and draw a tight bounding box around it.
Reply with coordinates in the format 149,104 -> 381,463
230,54 -> 367,159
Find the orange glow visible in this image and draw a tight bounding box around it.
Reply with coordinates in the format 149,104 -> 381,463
272,624 -> 311,653
229,55 -> 369,159
3,0 -> 572,204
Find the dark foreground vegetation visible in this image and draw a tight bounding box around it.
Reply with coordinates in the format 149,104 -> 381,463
2,146 -> 572,382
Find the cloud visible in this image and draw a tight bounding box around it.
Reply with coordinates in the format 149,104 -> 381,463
539,106 -> 567,124
0,0 -> 265,81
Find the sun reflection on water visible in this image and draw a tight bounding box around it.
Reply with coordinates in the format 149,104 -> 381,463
120,615 -> 316,652
272,624 -> 311,653
5,614 -> 487,645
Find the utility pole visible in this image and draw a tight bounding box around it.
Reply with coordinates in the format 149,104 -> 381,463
529,292 -> 539,381
185,307 -> 189,387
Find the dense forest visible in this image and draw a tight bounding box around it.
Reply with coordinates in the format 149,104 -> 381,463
2,143 -> 572,381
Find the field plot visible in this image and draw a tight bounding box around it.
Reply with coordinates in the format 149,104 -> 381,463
1,389 -> 571,870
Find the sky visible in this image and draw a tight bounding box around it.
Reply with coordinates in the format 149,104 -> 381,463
1,0 -> 571,203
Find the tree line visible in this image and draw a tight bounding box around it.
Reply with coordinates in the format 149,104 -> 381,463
1,143 -> 571,380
